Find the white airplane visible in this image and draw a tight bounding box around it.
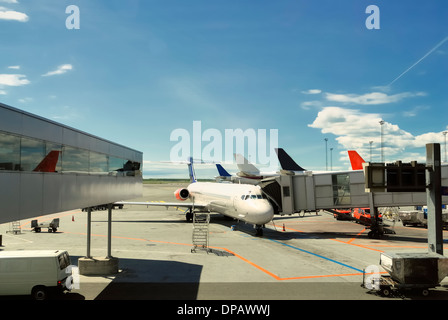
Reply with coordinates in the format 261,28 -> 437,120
215,149 -> 306,183
117,158 -> 274,236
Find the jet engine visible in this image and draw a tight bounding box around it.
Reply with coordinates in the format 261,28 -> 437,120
174,188 -> 190,201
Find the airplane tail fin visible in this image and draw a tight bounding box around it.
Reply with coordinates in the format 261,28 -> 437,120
348,150 -> 365,170
216,164 -> 231,177
275,148 -> 306,171
234,154 -> 260,175
187,157 -> 197,183
34,150 -> 60,172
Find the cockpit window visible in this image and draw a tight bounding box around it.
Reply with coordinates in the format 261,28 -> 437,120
241,194 -> 265,200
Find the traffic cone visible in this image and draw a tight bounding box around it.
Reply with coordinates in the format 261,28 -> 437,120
282,223 -> 286,231
72,215 -> 74,222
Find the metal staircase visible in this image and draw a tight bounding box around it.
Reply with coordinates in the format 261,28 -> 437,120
191,212 -> 210,253
7,221 -> 22,235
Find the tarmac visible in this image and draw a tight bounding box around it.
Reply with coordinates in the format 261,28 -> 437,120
1,183 -> 448,301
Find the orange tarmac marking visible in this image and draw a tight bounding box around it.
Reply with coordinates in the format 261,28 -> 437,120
209,246 -> 282,280
347,228 -> 366,243
331,239 -> 385,252
63,231 -> 374,281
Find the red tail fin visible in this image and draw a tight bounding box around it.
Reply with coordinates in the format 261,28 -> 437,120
34,150 -> 60,172
348,150 -> 365,170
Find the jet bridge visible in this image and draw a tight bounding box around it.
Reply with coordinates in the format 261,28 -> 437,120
265,162 -> 448,214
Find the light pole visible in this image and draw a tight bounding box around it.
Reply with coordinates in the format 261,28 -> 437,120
369,141 -> 373,162
324,138 -> 328,171
379,120 -> 385,162
443,131 -> 447,163
330,147 -> 333,171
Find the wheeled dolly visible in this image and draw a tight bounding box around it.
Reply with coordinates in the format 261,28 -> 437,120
363,273 -> 434,297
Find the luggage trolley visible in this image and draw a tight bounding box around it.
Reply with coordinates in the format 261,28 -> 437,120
362,252 -> 448,297
31,218 -> 59,233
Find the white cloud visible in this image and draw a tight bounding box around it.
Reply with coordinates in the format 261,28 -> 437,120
42,64 -> 73,77
325,91 -> 425,105
18,97 -> 32,104
0,6 -> 28,22
402,105 -> 429,118
50,105 -> 82,123
300,100 -> 322,110
7,65 -> 20,70
0,73 -> 29,86
0,90 -> 6,95
0,1 -> 20,3
302,89 -> 322,95
308,106 -> 445,164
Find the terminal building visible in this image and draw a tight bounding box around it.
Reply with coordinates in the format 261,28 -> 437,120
0,102 -> 143,224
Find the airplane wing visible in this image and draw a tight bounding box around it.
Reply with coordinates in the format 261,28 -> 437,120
115,201 -> 207,209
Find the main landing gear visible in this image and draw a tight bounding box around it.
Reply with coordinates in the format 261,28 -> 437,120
255,225 -> 264,237
186,209 -> 193,222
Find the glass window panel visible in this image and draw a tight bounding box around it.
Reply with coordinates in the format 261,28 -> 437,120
109,157 -> 124,172
20,136 -> 45,171
89,152 -> 108,173
332,174 -> 351,205
62,146 -> 89,172
0,132 -> 20,171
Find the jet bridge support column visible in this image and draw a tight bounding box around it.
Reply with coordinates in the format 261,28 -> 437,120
86,207 -> 92,259
107,203 -> 113,259
426,143 -> 443,255
78,205 -> 119,275
368,193 -> 380,239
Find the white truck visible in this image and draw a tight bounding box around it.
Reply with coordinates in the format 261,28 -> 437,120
0,250 -> 73,300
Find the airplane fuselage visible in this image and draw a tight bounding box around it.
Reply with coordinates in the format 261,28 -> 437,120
187,182 -> 274,226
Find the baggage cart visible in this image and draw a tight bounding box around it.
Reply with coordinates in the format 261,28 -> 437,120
31,218 -> 59,233
362,252 -> 448,297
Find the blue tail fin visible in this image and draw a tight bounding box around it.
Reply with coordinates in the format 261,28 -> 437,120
216,164 -> 231,177
187,157 -> 197,183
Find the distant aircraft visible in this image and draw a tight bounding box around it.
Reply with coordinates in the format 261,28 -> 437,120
214,154 -> 278,184
275,148 -> 306,174
347,150 -> 366,170
34,150 -> 60,172
118,158 -> 275,236
215,163 -> 258,184
215,149 -> 306,183
234,153 -> 279,179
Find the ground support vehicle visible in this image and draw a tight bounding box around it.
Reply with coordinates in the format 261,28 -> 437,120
31,218 -> 59,233
331,209 -> 353,221
363,273 -> 438,297
362,252 -> 448,297
0,250 -> 72,300
399,210 -> 448,228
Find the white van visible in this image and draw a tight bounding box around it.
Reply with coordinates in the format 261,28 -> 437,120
0,250 -> 72,300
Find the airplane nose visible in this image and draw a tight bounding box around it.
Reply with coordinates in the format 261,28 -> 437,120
262,203 -> 275,221
247,201 -> 274,225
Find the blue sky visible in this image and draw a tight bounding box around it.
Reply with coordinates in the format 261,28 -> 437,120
1,0 -> 447,179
